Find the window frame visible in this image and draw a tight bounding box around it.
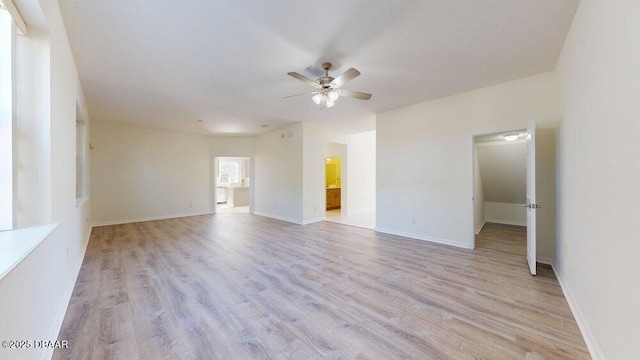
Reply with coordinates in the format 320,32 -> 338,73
0,7 -> 16,231
218,159 -> 241,186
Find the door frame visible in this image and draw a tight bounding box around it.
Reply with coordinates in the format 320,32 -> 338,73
468,124 -> 529,249
213,156 -> 253,214
324,142 -> 348,217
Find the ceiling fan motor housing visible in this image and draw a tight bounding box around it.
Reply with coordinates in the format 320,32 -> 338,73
286,61 -> 372,102
319,62 -> 334,88
319,77 -> 334,89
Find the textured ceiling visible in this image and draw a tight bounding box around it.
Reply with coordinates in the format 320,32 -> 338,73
58,0 -> 579,136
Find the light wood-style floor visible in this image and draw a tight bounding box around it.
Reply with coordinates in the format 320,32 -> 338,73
54,216 -> 590,359
324,209 -> 376,229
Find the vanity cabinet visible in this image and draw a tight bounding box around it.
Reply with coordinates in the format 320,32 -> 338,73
326,188 -> 341,210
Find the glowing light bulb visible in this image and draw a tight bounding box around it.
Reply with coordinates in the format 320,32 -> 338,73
312,93 -> 323,105
327,90 -> 339,102
326,100 -> 335,108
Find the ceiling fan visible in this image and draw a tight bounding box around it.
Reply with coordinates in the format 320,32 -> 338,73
285,62 -> 372,108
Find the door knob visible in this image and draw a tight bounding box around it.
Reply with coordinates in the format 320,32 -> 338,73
523,204 -> 542,209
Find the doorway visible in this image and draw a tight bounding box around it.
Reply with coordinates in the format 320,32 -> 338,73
325,156 -> 342,215
214,157 -> 250,214
323,136 -> 376,230
471,122 -> 538,274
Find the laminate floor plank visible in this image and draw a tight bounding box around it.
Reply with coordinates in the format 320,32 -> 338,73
54,216 -> 589,359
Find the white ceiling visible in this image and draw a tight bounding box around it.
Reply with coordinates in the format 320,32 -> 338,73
58,0 -> 579,136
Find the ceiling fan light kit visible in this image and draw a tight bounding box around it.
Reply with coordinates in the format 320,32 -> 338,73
312,93 -> 324,105
286,62 -> 372,109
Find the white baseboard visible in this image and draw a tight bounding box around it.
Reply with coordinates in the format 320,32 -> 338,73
484,218 -> 527,227
253,211 -> 302,225
375,227 -> 471,249
551,263 -> 604,360
92,211 -> 213,227
41,226 -> 92,360
474,220 -> 486,234
536,256 -> 554,265
347,207 -> 375,216
41,262 -> 79,360
302,217 -> 324,225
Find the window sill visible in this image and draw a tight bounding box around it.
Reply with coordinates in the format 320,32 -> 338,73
76,196 -> 89,207
0,223 -> 60,280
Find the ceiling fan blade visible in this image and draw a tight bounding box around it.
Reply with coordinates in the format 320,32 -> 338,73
282,91 -> 319,99
331,68 -> 360,88
339,89 -> 372,100
287,72 -> 321,88
305,66 -> 325,78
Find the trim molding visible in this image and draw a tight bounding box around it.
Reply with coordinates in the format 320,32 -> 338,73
0,223 -> 60,280
346,207 -> 375,216
253,211 -> 302,225
375,227 -> 471,249
551,264 -> 604,360
92,211 -> 213,227
474,220 -> 486,234
302,217 -> 324,225
2,0 -> 27,35
484,219 -> 526,227
41,226 -> 92,360
536,256 -> 554,265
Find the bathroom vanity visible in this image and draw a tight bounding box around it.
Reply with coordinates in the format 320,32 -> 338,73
326,187 -> 341,210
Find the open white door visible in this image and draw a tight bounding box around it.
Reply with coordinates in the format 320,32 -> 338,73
525,120 -> 538,275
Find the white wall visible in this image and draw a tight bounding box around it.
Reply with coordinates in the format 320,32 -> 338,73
484,202 -> 526,226
254,123 -> 303,223
376,72 -> 560,248
49,0 -> 81,222
346,130 -> 376,214
15,26 -> 51,227
0,1 -> 93,359
555,0 -> 640,358
476,141 -> 527,227
301,122 -> 330,223
90,120 -> 253,225
253,121 -> 357,225
476,141 -> 527,204
302,122 -> 375,224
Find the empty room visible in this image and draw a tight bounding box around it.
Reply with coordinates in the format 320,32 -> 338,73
0,0 -> 638,359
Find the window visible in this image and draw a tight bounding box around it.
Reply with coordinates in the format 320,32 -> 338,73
0,8 -> 14,230
219,160 -> 240,185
